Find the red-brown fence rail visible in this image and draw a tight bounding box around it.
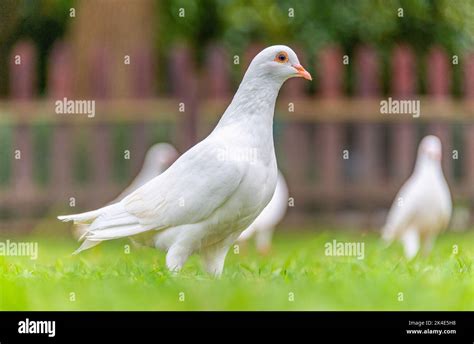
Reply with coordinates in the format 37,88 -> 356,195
1,41 -> 474,222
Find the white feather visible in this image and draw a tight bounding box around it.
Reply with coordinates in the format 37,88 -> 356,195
238,171 -> 288,253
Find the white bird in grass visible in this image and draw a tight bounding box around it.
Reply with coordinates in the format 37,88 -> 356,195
58,45 -> 312,276
382,135 -> 452,259
238,170 -> 288,254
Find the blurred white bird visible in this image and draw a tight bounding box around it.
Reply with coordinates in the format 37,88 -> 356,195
238,170 -> 288,254
382,135 -> 452,259
58,45 -> 312,276
72,143 -> 178,239
114,143 -> 178,202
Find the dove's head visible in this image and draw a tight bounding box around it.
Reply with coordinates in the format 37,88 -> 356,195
418,135 -> 442,162
245,45 -> 312,84
144,143 -> 179,170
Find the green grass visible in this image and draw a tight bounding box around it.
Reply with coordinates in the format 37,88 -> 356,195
1,228 -> 473,310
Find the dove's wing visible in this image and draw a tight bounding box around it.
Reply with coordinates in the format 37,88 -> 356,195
123,138 -> 245,229
60,136 -> 246,251
113,169 -> 159,202
382,175 -> 424,241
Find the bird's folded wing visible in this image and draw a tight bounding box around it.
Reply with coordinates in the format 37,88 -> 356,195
383,178 -> 421,236
123,141 -> 245,228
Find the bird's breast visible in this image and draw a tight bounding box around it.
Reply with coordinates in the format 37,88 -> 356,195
214,155 -> 277,231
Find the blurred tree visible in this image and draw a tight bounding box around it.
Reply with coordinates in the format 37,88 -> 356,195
69,0 -> 155,97
0,0 -> 74,96
1,0 -> 473,96
155,0 -> 474,94
156,0 -> 474,59
0,0 -> 22,96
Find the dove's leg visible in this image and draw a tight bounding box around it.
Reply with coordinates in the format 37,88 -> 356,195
235,226 -> 254,255
238,225 -> 256,242
401,227 -> 419,259
157,224 -> 202,272
201,233 -> 239,277
201,242 -> 230,277
421,234 -> 436,256
166,242 -> 192,272
255,227 -> 274,255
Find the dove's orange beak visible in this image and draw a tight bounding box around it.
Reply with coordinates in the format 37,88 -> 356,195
292,64 -> 312,81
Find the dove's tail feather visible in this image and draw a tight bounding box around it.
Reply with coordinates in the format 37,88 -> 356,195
72,239 -> 101,255
72,224 -> 89,240
59,202 -> 154,254
57,204 -> 116,224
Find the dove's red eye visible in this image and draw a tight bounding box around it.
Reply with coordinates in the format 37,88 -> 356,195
274,51 -> 289,63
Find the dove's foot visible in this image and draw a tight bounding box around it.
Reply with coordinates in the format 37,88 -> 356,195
166,243 -> 191,273
257,245 -> 271,256
255,229 -> 273,256
401,228 -> 420,260
420,235 -> 436,257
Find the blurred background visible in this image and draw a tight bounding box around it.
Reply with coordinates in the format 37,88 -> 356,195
1,0 -> 474,234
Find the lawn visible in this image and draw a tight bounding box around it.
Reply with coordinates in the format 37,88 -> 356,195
1,227 -> 473,310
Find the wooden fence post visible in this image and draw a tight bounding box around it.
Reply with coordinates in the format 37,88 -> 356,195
463,51 -> 474,193
170,45 -> 198,151
354,45 -> 383,203
49,41 -> 74,198
89,47 -> 113,203
427,46 -> 452,179
204,44 -> 231,99
10,41 -> 36,205
317,45 -> 344,204
201,44 -> 231,136
130,45 -> 155,175
390,44 -> 417,184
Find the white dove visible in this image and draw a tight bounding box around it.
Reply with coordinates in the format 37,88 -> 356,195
238,170 -> 288,254
382,135 -> 452,259
58,45 -> 312,276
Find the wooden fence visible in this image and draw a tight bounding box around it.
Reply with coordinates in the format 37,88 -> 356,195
1,40 -> 474,221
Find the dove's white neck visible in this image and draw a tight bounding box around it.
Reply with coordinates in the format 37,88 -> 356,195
215,75 -> 283,131
137,158 -> 165,181
414,156 -> 443,176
